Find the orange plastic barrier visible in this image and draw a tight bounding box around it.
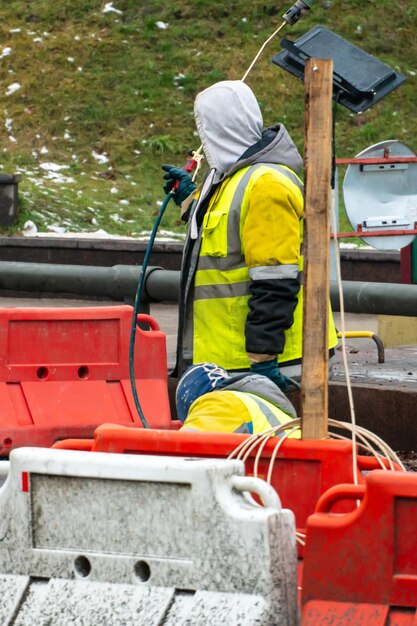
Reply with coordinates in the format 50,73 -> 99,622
0,307 -> 171,455
54,424 -> 377,555
302,470 -> 417,624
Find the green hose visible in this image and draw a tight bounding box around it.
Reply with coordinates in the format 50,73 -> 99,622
129,192 -> 173,428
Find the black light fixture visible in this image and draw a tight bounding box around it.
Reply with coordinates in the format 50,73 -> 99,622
272,25 -> 405,113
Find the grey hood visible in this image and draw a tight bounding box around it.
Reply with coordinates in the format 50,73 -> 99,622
194,80 -> 303,183
218,374 -> 297,419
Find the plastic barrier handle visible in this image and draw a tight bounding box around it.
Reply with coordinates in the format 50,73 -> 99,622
136,314 -> 160,331
315,483 -> 366,514
357,455 -> 400,471
52,439 -> 94,451
0,461 -> 10,477
231,475 -> 282,510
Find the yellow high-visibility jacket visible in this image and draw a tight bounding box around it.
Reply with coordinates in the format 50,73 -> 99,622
181,388 -> 300,437
177,160 -> 338,374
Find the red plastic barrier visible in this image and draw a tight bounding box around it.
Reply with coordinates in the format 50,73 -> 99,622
54,424 -> 374,555
0,307 -> 171,455
302,470 -> 417,624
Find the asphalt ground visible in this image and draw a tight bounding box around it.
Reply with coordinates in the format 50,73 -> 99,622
1,297 -> 416,388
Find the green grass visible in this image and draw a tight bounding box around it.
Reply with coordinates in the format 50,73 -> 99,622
0,0 -> 416,239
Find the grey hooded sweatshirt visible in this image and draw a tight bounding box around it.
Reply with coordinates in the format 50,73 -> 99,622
194,80 -> 303,183
175,80 -> 303,376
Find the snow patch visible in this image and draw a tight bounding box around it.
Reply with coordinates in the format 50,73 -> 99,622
47,225 -> 67,234
39,162 -> 69,172
339,242 -> 361,249
92,150 -> 109,164
39,162 -> 75,184
22,220 -> 38,236
5,82 -> 21,96
102,2 -> 123,15
0,47 -> 12,59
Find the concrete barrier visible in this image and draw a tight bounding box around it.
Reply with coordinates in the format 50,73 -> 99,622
0,448 -> 298,625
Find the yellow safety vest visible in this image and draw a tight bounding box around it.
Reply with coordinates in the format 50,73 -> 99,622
190,163 -> 338,369
181,389 -> 300,437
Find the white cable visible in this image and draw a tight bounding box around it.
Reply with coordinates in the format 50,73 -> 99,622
241,21 -> 287,82
330,189 -> 359,486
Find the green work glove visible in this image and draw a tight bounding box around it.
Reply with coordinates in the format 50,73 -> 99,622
162,164 -> 197,206
250,360 -> 290,391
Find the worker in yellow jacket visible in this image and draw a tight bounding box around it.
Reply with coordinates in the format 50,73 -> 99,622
176,362 -> 300,437
163,80 -> 338,389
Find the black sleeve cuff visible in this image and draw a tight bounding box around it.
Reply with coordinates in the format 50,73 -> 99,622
245,277 -> 300,354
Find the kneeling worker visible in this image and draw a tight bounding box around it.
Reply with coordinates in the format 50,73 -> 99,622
176,362 -> 300,437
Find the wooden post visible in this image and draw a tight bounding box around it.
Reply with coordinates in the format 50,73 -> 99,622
301,58 -> 334,439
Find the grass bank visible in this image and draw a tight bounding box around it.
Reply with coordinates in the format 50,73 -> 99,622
0,0 -> 416,239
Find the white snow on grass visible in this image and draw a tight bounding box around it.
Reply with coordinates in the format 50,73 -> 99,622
39,162 -> 69,172
39,162 -> 75,184
47,225 -> 67,234
22,228 -> 140,239
5,82 -> 21,96
91,150 -> 109,164
102,2 -> 123,15
20,217 -> 186,241
22,220 -> 38,236
0,47 -> 12,59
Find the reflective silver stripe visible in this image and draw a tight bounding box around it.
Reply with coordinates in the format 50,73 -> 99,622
227,163 -> 303,255
197,254 -> 246,271
194,282 -> 250,300
232,163 -> 304,205
249,264 -> 299,280
266,163 -> 304,192
199,163 -> 303,268
245,394 -> 281,428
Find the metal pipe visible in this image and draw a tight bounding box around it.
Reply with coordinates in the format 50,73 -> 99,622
0,262 -> 161,302
0,262 -> 417,316
329,280 -> 417,317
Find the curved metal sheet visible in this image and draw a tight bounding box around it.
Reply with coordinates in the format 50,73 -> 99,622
343,140 -> 417,250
